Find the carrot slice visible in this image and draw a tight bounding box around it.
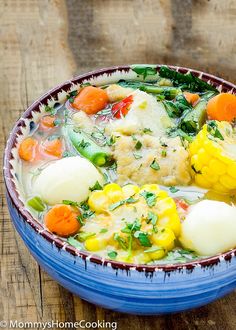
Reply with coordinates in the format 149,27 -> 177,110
72,86 -> 109,114
45,204 -> 81,237
18,137 -> 38,161
40,115 -> 56,130
207,93 -> 236,122
42,138 -> 63,158
183,92 -> 200,105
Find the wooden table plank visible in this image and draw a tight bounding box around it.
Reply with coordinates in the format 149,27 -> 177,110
1,0 -> 236,329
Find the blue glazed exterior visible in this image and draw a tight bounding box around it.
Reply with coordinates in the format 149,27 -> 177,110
6,191 -> 236,314
4,65 -> 236,315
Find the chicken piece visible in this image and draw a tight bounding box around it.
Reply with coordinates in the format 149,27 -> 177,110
112,134 -> 191,186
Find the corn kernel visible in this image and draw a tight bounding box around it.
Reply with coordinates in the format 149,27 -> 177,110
195,174 -> 212,189
154,197 -> 176,217
103,183 -> 124,203
209,159 -> 226,175
158,213 -> 181,237
151,227 -> 175,248
122,184 -> 140,198
227,163 -> 236,179
197,148 -> 211,165
148,248 -> 166,261
201,166 -> 219,183
212,182 -> 229,194
88,191 -> 109,213
219,175 -> 236,190
140,184 -> 160,194
84,238 -> 106,251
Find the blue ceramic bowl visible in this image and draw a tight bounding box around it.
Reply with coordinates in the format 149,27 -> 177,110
4,65 -> 236,315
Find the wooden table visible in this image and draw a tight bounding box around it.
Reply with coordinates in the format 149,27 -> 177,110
1,1 -> 236,329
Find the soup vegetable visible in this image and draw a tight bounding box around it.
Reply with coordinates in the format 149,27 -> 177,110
18,65 -> 236,264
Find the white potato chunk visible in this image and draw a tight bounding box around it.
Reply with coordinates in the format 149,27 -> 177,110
106,84 -> 134,102
34,156 -> 104,205
180,200 -> 236,255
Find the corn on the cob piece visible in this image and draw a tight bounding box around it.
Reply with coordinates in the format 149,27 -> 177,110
189,121 -> 236,193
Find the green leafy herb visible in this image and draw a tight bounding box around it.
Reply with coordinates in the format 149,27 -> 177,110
109,196 -> 138,211
164,249 -> 198,263
135,140 -> 142,150
150,159 -> 160,171
144,246 -> 163,253
134,231 -> 152,247
133,152 -> 142,159
147,211 -> 158,225
169,186 -> 179,193
121,219 -> 141,234
131,134 -> 137,141
143,128 -> 153,134
67,90 -> 78,103
89,181 -> 103,191
62,200 -> 79,207
62,151 -> 75,158
53,118 -> 62,126
100,228 -> 108,234
79,139 -> 91,148
166,127 -> 194,143
131,64 -> 157,79
76,232 -> 96,242
108,251 -> 118,259
159,66 -> 218,92
67,236 -> 82,249
140,191 -> 157,207
106,135 -> 116,146
76,215 -> 84,226
27,196 -> 45,212
207,121 -> 224,140
114,233 -> 127,250
161,150 -> 167,157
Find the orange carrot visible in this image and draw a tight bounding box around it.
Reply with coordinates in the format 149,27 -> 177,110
72,86 -> 109,114
207,93 -> 236,122
42,138 -> 63,158
184,92 -> 200,105
18,137 -> 38,161
45,204 -> 81,237
40,115 -> 56,130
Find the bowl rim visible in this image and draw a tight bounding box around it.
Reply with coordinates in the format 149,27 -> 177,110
4,64 -> 236,272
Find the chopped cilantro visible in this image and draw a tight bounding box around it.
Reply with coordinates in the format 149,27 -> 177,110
114,233 -> 127,250
207,121 -> 224,140
140,191 -> 157,207
79,139 -> 90,148
106,135 -> 116,146
134,231 -> 152,247
76,232 -> 96,242
76,215 -> 84,226
133,152 -> 142,159
147,211 -> 158,225
144,246 -> 163,253
143,128 -> 152,134
108,251 -> 118,259
135,140 -> 142,150
131,134 -> 137,141
89,181 -> 103,191
109,196 -> 138,211
161,150 -> 167,157
150,159 -> 160,171
100,228 -> 108,234
169,186 -> 179,193
62,200 -> 79,207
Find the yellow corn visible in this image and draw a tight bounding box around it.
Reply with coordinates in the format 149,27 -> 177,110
158,213 -> 181,237
190,121 -> 236,193
154,197 -> 177,217
122,184 -> 140,198
103,183 -> 124,203
88,191 -> 109,213
84,238 -> 106,251
151,227 -> 175,248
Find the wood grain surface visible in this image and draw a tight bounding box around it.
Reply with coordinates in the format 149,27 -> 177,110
0,0 -> 236,329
